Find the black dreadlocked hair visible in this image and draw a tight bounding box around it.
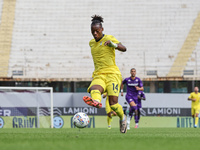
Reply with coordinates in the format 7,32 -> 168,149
91,15 -> 104,27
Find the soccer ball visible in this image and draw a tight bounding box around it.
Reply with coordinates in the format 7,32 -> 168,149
73,112 -> 90,128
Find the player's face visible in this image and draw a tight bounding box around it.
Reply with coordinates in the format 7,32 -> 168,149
194,87 -> 199,92
91,24 -> 103,42
130,69 -> 136,77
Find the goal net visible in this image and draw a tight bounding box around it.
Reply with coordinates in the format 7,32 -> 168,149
0,87 -> 53,128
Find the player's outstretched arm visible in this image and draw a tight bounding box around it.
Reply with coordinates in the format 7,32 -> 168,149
104,40 -> 126,52
188,98 -> 196,101
116,43 -> 126,52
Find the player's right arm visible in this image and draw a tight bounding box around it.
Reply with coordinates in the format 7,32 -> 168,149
121,79 -> 127,96
188,93 -> 196,101
121,84 -> 124,96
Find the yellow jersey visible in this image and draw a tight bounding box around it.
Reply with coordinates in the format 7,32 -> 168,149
188,92 -> 200,108
89,34 -> 121,77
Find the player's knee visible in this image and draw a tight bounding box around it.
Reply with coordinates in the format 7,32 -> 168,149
90,85 -> 104,94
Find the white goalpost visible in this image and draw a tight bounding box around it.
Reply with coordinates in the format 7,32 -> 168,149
0,87 -> 53,128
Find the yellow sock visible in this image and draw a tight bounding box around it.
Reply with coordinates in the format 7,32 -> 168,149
90,90 -> 102,102
110,103 -> 124,121
195,117 -> 199,125
107,116 -> 112,126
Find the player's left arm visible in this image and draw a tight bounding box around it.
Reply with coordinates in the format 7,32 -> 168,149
135,86 -> 144,91
141,97 -> 146,100
104,36 -> 126,52
138,93 -> 146,100
104,40 -> 126,52
115,43 -> 126,52
135,78 -> 144,91
141,92 -> 146,100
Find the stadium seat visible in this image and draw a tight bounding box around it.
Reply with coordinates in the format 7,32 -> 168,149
0,0 -> 199,79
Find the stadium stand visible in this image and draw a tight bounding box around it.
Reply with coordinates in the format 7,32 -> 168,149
0,0 -> 199,80
0,0 -> 16,77
168,12 -> 200,77
185,30 -> 200,77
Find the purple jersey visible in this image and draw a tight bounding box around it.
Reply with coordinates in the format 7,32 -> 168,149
137,91 -> 145,108
122,77 -> 143,99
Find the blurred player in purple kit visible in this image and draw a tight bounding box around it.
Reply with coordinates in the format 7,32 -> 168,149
121,68 -> 144,129
134,91 -> 146,128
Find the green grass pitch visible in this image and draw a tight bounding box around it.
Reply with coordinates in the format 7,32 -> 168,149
0,128 -> 199,150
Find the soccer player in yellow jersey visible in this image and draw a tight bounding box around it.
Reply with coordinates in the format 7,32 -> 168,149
83,15 -> 127,133
103,93 -> 117,129
188,87 -> 200,128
